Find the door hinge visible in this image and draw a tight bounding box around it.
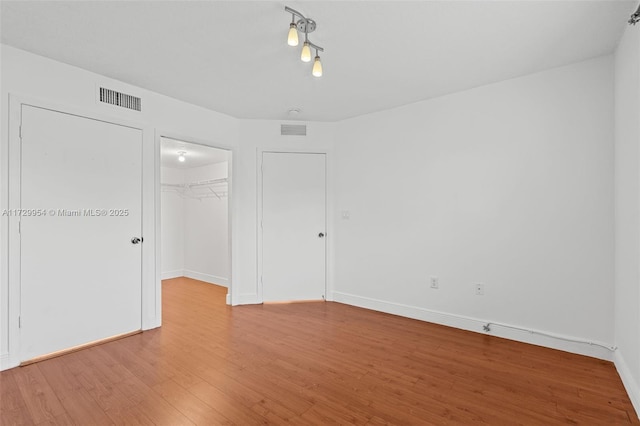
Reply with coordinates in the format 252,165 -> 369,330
18,221 -> 21,234
19,125 -> 22,140
18,316 -> 21,328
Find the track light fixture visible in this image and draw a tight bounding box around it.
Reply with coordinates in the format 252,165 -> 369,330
629,4 -> 640,25
301,41 -> 312,63
285,6 -> 324,77
312,49 -> 323,77
287,15 -> 299,46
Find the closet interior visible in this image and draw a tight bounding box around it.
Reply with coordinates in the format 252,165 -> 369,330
160,137 -> 230,288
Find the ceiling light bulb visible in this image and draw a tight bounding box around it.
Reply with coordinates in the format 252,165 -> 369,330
301,42 -> 311,62
287,23 -> 299,46
312,55 -> 323,77
178,151 -> 186,162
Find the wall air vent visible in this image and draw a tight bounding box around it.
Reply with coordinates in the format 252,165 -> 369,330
281,124 -> 307,136
99,87 -> 141,111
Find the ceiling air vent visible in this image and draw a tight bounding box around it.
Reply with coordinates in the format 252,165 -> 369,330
99,87 -> 141,111
281,124 -> 306,136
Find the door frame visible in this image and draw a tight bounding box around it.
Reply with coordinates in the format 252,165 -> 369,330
256,148 -> 331,303
154,131 -> 236,305
3,94 -> 157,369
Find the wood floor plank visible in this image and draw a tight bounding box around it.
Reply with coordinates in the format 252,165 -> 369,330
106,407 -> 155,426
152,379 -> 234,425
187,379 -> 269,425
223,361 -> 315,416
1,276 -> 638,424
35,412 -> 77,426
11,364 -> 65,424
35,356 -> 114,425
251,396 -> 300,424
132,393 -> 196,426
0,370 -> 32,426
75,359 -> 138,416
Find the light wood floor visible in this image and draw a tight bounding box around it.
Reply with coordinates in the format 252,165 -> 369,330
1,277 -> 637,425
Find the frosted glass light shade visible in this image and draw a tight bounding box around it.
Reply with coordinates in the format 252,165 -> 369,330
312,56 -> 323,77
287,24 -> 299,46
301,42 -> 312,62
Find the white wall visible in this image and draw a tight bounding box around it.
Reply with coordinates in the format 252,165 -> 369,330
160,167 -> 185,279
234,120 -> 335,304
183,162 -> 229,286
613,23 -> 640,413
333,56 -> 615,359
0,45 -> 240,370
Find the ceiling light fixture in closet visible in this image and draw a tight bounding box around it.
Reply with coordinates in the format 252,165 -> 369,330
178,151 -> 186,163
285,6 -> 324,77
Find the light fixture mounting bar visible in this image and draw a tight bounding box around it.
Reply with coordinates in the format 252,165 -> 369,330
285,6 -> 316,33
284,6 -> 302,17
285,6 -> 306,24
284,6 -> 324,51
307,41 -> 324,53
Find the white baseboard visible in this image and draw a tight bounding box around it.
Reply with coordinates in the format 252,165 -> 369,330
615,350 -> 640,419
0,353 -> 9,371
143,315 -> 162,330
183,269 -> 228,287
332,291 -> 614,361
161,270 -> 183,280
235,293 -> 261,306
0,352 -> 18,371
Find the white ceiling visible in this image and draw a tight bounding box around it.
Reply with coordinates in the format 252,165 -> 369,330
160,137 -> 229,169
1,1 -> 636,122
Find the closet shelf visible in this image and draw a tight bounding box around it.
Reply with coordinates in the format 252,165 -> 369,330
162,177 -> 228,200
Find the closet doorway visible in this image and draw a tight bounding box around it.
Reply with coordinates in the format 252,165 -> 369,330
160,137 -> 231,299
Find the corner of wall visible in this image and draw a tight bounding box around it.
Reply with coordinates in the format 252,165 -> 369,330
615,351 -> 640,417
161,270 -> 184,280
183,270 -> 229,287
613,18 -> 640,421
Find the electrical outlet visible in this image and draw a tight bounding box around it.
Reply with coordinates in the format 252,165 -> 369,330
475,283 -> 484,296
430,276 -> 439,289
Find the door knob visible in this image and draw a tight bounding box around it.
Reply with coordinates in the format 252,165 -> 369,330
318,232 -> 325,238
131,237 -> 141,244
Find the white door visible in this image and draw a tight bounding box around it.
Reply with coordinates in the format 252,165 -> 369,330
261,152 -> 326,302
20,105 -> 143,361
